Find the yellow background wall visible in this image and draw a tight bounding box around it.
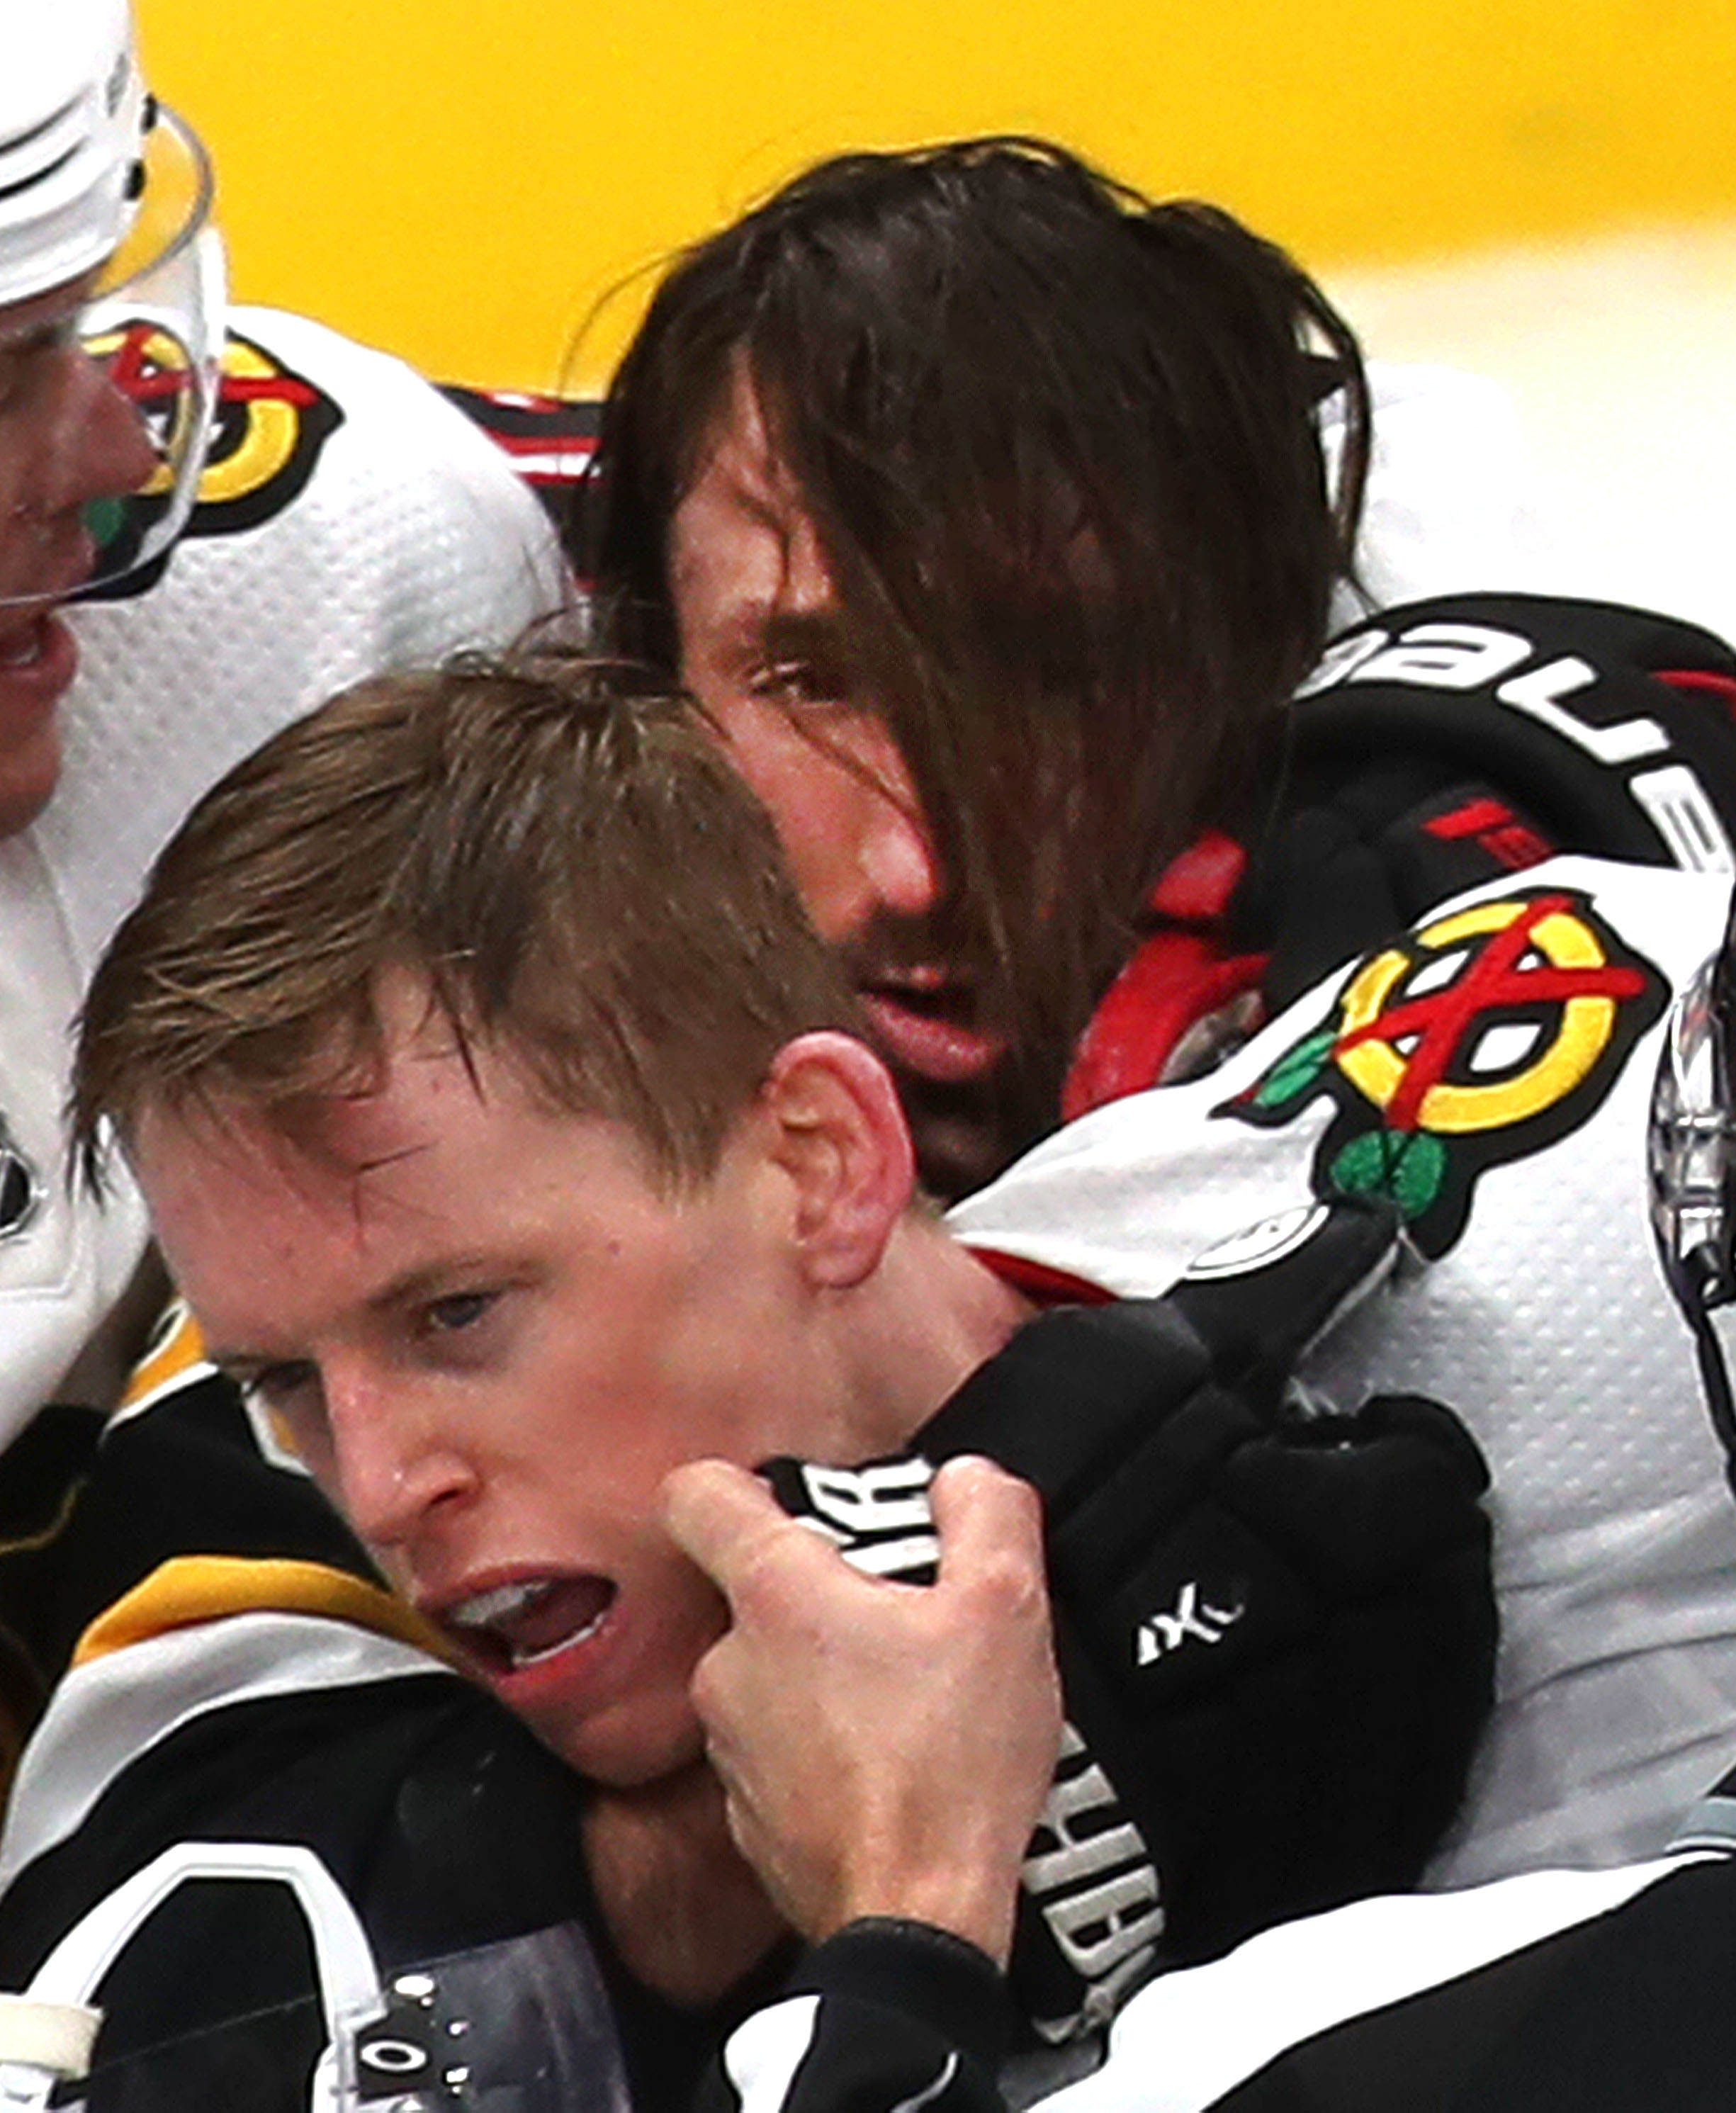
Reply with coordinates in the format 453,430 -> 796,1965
138,0 -> 1736,391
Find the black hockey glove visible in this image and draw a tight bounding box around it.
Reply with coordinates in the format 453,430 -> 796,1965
762,1198 -> 1494,2046
1246,592 -> 1736,1010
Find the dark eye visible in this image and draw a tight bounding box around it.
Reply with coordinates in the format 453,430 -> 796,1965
236,1360 -> 322,1425
0,320 -> 79,408
232,1363 -> 329,1476
0,345 -> 33,410
232,1360 -> 325,1462
425,1289 -> 498,1336
754,658 -> 849,709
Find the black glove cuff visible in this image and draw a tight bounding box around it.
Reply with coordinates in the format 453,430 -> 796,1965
785,1919 -> 1017,2070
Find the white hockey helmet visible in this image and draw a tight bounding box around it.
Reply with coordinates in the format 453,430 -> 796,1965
0,0 -> 150,308
0,0 -> 225,600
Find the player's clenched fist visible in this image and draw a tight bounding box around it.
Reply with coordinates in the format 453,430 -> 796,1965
662,1453 -> 1061,1967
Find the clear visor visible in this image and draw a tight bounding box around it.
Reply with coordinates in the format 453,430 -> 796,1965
1647,878 -> 1736,1476
0,105 -> 223,609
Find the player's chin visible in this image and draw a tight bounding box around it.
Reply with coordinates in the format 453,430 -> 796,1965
531,1684 -> 709,1789
0,723 -> 63,837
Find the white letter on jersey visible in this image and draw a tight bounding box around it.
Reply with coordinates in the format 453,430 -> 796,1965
1629,764 -> 1735,872
1348,623 -> 1533,692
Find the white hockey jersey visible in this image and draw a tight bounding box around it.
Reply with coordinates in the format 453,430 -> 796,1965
952,855 -> 1736,1884
0,308 -> 569,1448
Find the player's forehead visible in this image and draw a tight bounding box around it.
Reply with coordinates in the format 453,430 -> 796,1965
127,996 -> 439,1213
128,1086 -> 442,1370
130,1058 -> 502,1338
682,358 -> 823,531
670,368 -> 838,628
130,1086 -> 382,1246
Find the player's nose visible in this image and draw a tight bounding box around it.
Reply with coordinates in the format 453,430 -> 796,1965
33,343 -> 161,518
60,347 -> 161,509
324,1363 -> 477,1550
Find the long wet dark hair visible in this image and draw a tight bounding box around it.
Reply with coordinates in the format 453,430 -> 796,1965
587,136 -> 1370,1107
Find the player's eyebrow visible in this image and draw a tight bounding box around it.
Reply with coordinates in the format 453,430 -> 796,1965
362,1253 -> 516,1320
0,273 -> 94,354
757,607 -> 850,660
0,310 -> 74,362
697,602 -> 851,691
204,1250 -> 508,1370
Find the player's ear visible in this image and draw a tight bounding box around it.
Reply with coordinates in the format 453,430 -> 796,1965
755,1031 -> 915,1290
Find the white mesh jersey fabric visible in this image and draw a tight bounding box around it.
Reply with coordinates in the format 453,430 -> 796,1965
37,306 -> 571,976
0,834 -> 149,1438
0,309 -> 568,1446
949,855 -> 1736,1884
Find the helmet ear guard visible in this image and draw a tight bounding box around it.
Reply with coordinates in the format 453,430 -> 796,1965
1648,878 -> 1736,1480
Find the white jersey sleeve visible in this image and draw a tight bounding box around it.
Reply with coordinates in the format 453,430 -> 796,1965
0,310 -> 570,1448
951,855 -> 1736,1883
38,307 -> 572,974
0,839 -> 149,1443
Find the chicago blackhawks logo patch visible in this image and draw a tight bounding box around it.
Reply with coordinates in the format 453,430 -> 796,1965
87,329 -> 344,597
1221,888 -> 1667,1256
179,330 -> 345,535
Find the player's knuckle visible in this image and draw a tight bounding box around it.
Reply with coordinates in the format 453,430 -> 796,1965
728,1528 -> 806,1621
966,1540 -> 1049,1626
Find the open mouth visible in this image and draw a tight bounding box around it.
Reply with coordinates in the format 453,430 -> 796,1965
0,612 -> 55,670
0,607 -> 79,727
438,1574 -> 617,1674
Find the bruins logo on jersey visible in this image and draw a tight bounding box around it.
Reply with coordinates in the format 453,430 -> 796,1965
1221,887 -> 1668,1256
86,330 -> 345,597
